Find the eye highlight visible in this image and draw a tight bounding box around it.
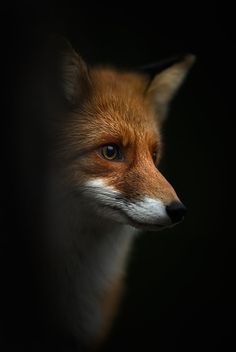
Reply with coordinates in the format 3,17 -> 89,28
100,144 -> 123,161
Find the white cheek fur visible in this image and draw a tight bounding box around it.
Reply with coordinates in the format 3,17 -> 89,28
84,178 -> 119,198
83,178 -> 171,226
83,179 -> 127,223
125,197 -> 171,225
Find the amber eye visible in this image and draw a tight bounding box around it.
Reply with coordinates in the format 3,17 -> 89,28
101,144 -> 123,161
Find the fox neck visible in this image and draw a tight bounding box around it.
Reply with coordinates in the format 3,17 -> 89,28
47,186 -> 136,345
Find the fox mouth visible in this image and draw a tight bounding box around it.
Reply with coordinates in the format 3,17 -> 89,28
106,205 -> 169,231
124,214 -> 168,231
83,182 -> 172,231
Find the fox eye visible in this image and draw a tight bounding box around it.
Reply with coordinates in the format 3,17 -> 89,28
101,144 -> 123,161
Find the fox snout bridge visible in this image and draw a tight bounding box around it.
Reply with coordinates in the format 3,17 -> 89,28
166,202 -> 187,224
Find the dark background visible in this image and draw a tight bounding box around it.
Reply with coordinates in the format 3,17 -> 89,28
1,2 -> 235,351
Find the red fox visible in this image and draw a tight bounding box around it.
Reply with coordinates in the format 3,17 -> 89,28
44,40 -> 195,350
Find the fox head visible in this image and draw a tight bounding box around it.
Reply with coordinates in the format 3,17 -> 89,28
53,40 -> 195,231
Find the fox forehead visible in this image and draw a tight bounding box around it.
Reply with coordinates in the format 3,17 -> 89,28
89,68 -> 156,127
58,67 -> 177,203
68,68 -> 161,150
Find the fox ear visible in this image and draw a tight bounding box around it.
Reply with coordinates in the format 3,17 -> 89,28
144,54 -> 195,122
55,37 -> 91,107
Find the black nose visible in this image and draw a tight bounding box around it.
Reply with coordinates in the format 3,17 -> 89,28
166,202 -> 187,224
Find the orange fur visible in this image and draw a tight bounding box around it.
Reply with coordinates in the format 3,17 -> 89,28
56,68 -> 178,205
92,277 -> 124,351
47,41 -> 194,349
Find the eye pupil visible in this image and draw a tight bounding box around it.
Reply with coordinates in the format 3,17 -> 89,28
101,144 -> 120,160
106,145 -> 115,158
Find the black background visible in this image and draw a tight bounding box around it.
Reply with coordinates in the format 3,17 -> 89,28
1,2 -> 235,351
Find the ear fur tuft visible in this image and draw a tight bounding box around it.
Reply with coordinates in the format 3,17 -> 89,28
50,36 -> 91,107
140,54 -> 196,122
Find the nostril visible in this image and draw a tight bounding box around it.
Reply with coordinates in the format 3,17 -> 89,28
166,202 -> 187,224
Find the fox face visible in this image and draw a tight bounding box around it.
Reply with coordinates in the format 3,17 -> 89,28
54,41 -> 195,231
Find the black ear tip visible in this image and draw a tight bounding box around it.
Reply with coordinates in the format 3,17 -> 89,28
183,54 -> 196,66
45,34 -> 77,58
137,53 -> 196,77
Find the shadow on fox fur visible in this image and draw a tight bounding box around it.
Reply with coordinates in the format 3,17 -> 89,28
24,37 -> 195,350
